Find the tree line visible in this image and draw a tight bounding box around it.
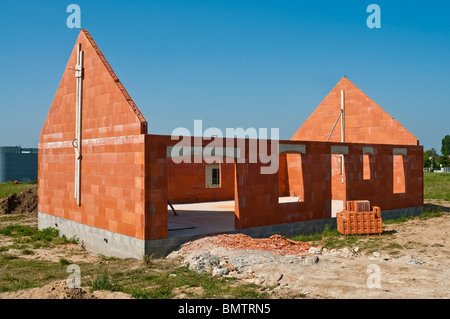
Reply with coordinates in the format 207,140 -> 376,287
424,135 -> 450,170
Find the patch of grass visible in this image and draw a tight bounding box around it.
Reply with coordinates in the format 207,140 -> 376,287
424,172 -> 450,201
0,225 -> 36,237
290,232 -> 323,243
12,278 -> 31,290
0,225 -> 76,247
0,251 -> 109,293
90,274 -> 122,292
130,287 -> 153,299
59,258 -> 71,266
10,243 -> 30,250
383,208 -> 443,225
417,209 -> 442,220
0,181 -> 36,199
291,224 -> 340,243
98,254 -> 121,262
0,256 -> 70,292
142,254 -> 154,267
21,249 -> 34,255
1,254 -> 18,261
1,273 -> 16,282
30,227 -> 59,241
291,224 -> 364,250
42,273 -> 56,280
102,262 -> 268,299
383,216 -> 411,225
0,215 -> 28,223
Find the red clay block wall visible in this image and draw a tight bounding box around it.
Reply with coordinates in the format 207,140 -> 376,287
291,77 -> 419,146
167,161 -> 235,204
344,144 -> 423,211
143,135 -> 168,240
234,140 -> 422,229
39,30 -> 149,240
40,29 -> 146,145
39,135 -> 148,239
234,140 -> 332,229
147,136 -> 422,230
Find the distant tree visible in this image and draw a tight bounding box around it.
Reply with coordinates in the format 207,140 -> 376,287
441,135 -> 450,157
439,155 -> 450,168
424,148 -> 439,170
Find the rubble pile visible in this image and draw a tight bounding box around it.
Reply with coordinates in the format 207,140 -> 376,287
214,234 -> 320,256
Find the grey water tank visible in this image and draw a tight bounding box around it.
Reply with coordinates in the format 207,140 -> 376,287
0,146 -> 38,183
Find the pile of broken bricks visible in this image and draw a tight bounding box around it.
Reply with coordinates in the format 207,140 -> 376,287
214,233 -> 320,256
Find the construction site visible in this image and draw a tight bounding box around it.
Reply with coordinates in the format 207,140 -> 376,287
37,29 -> 423,259
0,28 -> 448,300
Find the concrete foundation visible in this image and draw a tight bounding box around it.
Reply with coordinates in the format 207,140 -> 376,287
39,204 -> 424,259
381,205 -> 424,220
38,212 -> 146,259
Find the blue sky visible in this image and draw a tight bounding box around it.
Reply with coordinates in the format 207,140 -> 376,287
0,0 -> 449,152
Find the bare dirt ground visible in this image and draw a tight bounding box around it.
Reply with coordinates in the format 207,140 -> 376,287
1,280 -> 132,299
168,200 -> 450,299
0,199 -> 448,299
270,213 -> 450,299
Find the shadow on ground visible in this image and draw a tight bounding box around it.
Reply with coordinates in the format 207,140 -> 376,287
424,202 -> 450,213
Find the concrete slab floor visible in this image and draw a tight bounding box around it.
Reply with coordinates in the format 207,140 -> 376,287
167,200 -> 235,238
166,197 -> 313,239
166,197 -> 345,239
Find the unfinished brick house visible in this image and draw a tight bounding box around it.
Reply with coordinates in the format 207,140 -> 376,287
38,30 -> 423,258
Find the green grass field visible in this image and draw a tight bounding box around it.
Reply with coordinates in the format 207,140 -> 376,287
0,181 -> 37,199
424,172 -> 450,201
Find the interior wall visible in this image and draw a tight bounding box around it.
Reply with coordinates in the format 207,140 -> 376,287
167,160 -> 235,204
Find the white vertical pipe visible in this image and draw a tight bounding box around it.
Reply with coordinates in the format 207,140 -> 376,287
75,43 -> 83,206
74,45 -> 80,203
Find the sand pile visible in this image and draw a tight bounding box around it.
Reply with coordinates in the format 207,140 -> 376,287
27,280 -> 96,299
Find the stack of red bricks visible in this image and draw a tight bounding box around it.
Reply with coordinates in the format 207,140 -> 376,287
336,200 -> 382,235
